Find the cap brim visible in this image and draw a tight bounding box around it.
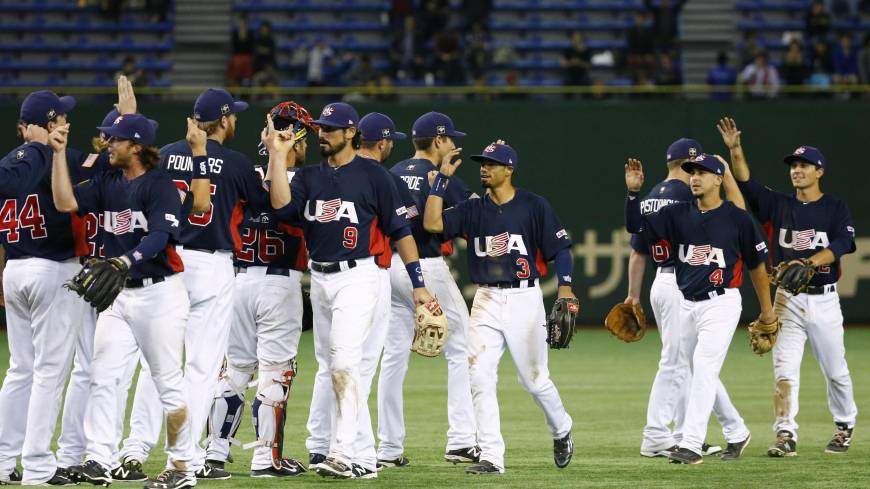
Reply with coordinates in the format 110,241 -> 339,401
232,100 -> 249,113
681,161 -> 721,175
783,154 -> 820,166
392,131 -> 407,140
58,95 -> 76,114
96,125 -> 125,139
448,130 -> 466,137
470,154 -> 507,165
312,119 -> 351,128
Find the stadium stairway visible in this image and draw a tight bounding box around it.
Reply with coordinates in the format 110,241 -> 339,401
168,0 -> 232,86
681,0 -> 737,86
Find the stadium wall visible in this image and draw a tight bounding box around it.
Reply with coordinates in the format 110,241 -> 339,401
4,99 -> 867,323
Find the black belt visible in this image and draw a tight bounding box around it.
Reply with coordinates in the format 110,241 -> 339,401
125,276 -> 166,289
234,265 -> 292,277
684,288 -> 727,302
310,259 -> 358,274
183,247 -> 221,254
482,279 -> 538,289
804,284 -> 837,295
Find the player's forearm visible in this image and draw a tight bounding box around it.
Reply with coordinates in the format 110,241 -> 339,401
729,145 -> 750,182
267,149 -> 291,209
51,148 -> 78,213
423,195 -> 445,233
748,263 -> 773,315
627,250 -> 646,299
807,248 -> 836,267
395,234 -> 421,265
190,178 -> 211,214
722,168 -> 746,210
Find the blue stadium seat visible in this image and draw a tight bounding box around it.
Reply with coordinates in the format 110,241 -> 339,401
277,39 -> 389,51
0,59 -> 172,72
237,0 -> 389,12
271,20 -> 387,32
493,0 -> 642,11
735,1 -> 810,11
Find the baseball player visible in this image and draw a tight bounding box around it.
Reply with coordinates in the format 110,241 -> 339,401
719,117 -> 858,456
628,139 -> 750,459
56,78 -> 143,483
51,113 -> 198,489
203,101 -> 313,478
121,88 -> 270,480
422,142 -> 576,475
265,102 -> 436,479
624,154 -> 775,464
0,91 -> 89,486
378,111 -> 478,468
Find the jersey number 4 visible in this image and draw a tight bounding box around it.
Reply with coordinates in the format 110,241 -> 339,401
237,228 -> 285,263
708,269 -> 724,287
0,195 -> 47,243
173,180 -> 216,227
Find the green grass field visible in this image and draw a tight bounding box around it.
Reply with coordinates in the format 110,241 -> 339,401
2,328 -> 870,488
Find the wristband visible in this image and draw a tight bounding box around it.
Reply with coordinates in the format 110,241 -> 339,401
405,261 -> 425,289
430,173 -> 450,198
192,155 -> 209,178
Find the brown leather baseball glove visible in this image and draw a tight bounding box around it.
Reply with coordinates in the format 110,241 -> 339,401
604,303 -> 646,342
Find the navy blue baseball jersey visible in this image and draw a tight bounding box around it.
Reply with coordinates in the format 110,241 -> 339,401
161,139 -> 269,252
738,178 -> 855,286
0,146 -> 90,261
0,142 -> 53,199
629,179 -> 694,267
79,151 -> 113,258
234,168 -> 307,271
629,199 -> 769,299
390,158 -> 472,258
73,168 -> 184,280
441,189 -> 571,285
274,156 -> 411,262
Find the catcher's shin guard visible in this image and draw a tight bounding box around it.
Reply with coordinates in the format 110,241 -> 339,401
207,365 -> 254,458
249,360 -> 297,469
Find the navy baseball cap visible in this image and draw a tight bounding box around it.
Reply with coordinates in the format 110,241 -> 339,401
101,109 -> 121,129
411,112 -> 466,138
359,112 -> 407,141
471,142 -> 518,168
784,145 -> 825,168
312,102 -> 359,128
20,90 -> 76,126
193,88 -> 249,122
667,138 -> 703,163
97,113 -> 159,146
681,153 -> 723,176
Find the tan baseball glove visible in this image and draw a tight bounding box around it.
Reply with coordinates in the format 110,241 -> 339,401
412,298 -> 448,357
604,302 -> 646,342
748,316 -> 781,355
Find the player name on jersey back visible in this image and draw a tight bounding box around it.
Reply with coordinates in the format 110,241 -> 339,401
629,179 -> 694,269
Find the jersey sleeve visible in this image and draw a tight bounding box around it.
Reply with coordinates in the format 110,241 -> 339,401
273,170 -> 306,224
537,197 -> 572,260
737,178 -> 780,223
143,177 -> 183,239
736,208 -> 769,269
373,167 -> 411,239
390,172 -> 419,219
829,201 -> 857,258
630,233 -> 649,255
442,198 -> 473,240
0,143 -> 52,198
239,167 -> 270,213
72,172 -> 105,215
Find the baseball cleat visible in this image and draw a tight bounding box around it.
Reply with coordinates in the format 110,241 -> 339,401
668,447 -> 703,465
825,423 -> 853,454
69,460 -> 112,486
444,446 -> 481,464
465,460 -> 503,475
0,467 -> 21,485
193,460 -> 229,480
701,442 -> 723,456
250,458 -> 305,478
350,464 -> 377,480
720,433 -> 751,461
110,457 -> 147,482
640,445 -> 677,458
143,470 -> 196,489
375,456 -> 410,470
313,457 -> 353,479
553,431 -> 574,469
307,453 -> 326,471
45,468 -> 77,486
768,430 -> 797,457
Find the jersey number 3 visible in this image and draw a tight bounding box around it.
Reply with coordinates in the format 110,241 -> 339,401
0,195 -> 47,243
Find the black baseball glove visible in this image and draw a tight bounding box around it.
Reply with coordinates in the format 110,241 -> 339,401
771,259 -> 816,295
546,297 -> 580,349
64,257 -> 130,312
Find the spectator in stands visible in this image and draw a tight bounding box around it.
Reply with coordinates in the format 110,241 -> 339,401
322,51 -> 356,86
253,21 -> 276,76
466,22 -> 492,88
781,40 -> 809,89
707,51 -> 737,101
391,16 -> 426,80
307,37 -> 335,87
116,56 -> 148,87
561,32 -> 592,87
740,51 -> 780,99
644,0 -> 686,53
227,16 -> 254,87
417,0 -> 450,41
806,0 -> 832,41
811,38 -> 834,79
348,54 -> 378,87
860,33 -> 870,84
390,0 -> 414,30
738,31 -> 763,68
654,52 -> 681,90
832,33 -> 860,86
431,31 -> 466,85
626,12 -> 656,83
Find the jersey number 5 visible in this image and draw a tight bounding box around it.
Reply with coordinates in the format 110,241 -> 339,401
0,195 -> 47,243
173,180 -> 216,227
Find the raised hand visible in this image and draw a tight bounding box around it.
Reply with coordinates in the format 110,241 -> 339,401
48,123 -> 70,152
716,117 -> 741,150
116,75 -> 137,115
439,148 -> 462,177
185,117 -> 207,156
625,158 -> 644,192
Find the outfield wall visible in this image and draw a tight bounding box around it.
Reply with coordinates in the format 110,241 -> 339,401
3,99 -> 868,322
